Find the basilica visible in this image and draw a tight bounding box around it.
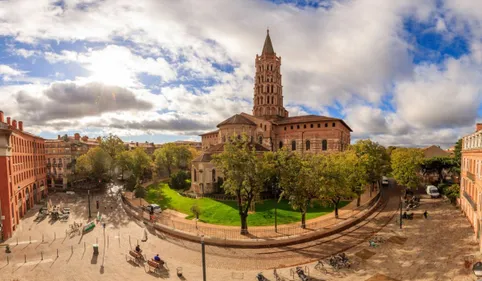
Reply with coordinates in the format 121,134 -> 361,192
191,30 -> 352,195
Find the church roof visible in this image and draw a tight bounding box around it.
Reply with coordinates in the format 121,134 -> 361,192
217,114 -> 256,127
262,29 -> 275,55
199,130 -> 219,136
273,115 -> 353,132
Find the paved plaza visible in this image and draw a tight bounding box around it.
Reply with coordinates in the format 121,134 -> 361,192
0,184 -> 480,281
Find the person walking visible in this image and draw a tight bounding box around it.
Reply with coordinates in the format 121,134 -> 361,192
423,210 -> 428,219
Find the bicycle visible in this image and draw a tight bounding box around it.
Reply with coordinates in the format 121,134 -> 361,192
315,260 -> 327,273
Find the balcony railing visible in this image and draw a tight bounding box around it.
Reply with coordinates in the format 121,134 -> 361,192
464,191 -> 477,211
468,172 -> 476,182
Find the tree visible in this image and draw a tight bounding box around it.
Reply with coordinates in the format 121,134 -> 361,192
321,152 -> 356,218
154,143 -> 178,177
74,147 -> 112,182
134,180 -> 146,198
169,170 -> 191,190
278,151 -> 321,228
452,138 -> 462,175
213,134 -> 272,234
420,156 -> 455,184
391,148 -> 424,189
131,147 -> 152,181
116,150 -> 134,180
351,140 -> 390,197
100,134 -> 126,160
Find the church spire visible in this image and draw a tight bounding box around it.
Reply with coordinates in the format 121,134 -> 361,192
262,29 -> 275,55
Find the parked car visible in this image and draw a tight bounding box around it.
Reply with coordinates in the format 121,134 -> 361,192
146,204 -> 162,214
382,176 -> 389,185
426,185 -> 440,198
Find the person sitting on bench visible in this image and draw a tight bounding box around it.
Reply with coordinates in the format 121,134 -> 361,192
135,245 -> 142,254
154,254 -> 161,262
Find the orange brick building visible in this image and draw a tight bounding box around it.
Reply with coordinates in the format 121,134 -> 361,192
193,30 -> 352,194
461,123 -> 482,251
0,111 -> 47,240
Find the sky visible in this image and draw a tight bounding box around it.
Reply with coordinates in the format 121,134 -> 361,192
0,0 -> 481,148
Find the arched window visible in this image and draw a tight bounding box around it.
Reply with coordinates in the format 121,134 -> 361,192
306,140 -> 310,151
271,85 -> 274,94
212,170 -> 216,182
279,141 -> 283,149
322,140 -> 328,151
222,136 -> 226,142
258,136 -> 263,144
194,169 -> 197,182
292,140 -> 296,151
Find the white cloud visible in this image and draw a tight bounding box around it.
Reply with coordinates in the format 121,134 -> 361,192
0,65 -> 25,79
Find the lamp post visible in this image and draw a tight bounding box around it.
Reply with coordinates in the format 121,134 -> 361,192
88,189 -> 92,219
201,235 -> 206,281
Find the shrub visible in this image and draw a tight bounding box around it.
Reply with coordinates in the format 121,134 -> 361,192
134,186 -> 146,198
190,204 -> 201,219
169,170 -> 191,190
445,184 -> 460,204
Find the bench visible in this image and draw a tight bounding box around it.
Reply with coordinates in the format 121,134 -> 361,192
145,259 -> 168,274
126,250 -> 145,265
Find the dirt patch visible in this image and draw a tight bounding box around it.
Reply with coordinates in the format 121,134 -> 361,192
355,249 -> 377,260
386,236 -> 407,245
365,273 -> 401,281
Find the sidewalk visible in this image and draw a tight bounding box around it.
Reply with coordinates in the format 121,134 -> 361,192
126,188 -> 380,240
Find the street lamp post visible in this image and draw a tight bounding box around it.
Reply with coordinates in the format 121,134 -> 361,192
201,235 -> 206,281
399,195 -> 403,229
88,189 -> 92,219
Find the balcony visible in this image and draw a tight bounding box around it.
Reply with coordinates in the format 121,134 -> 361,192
468,172 -> 476,182
464,191 -> 477,211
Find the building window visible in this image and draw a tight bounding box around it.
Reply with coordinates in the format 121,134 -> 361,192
212,170 -> 216,182
292,140 -> 296,151
311,124 -> 313,128
291,125 -> 293,129
322,140 -> 328,151
304,124 -> 306,129
258,136 -> 263,144
222,136 -> 226,142
325,123 -> 328,127
264,125 -> 267,131
306,140 -> 310,150
332,122 -> 335,127
194,169 -> 197,182
279,141 -> 283,149
284,126 -> 287,131
297,125 -> 300,129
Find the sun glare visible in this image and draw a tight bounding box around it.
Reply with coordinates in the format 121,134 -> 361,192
87,49 -> 135,87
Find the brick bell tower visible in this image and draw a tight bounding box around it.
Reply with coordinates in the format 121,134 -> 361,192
252,30 -> 288,120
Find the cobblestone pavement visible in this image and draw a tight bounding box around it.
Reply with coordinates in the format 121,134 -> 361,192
0,183 -> 479,281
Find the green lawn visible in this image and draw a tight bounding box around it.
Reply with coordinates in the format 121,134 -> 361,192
145,182 -> 349,226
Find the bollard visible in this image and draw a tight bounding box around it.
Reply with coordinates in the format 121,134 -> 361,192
57,249 -> 59,258
29,236 -> 31,244
16,237 -> 18,245
24,254 -> 26,263
41,252 -> 43,260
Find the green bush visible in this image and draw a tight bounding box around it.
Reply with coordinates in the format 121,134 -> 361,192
445,184 -> 460,204
169,170 -> 191,190
437,182 -> 451,195
134,186 -> 146,198
190,204 -> 201,219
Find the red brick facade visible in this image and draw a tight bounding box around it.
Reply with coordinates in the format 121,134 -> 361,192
0,111 -> 47,240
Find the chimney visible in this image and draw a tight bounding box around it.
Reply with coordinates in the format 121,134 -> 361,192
0,111 -> 4,123
12,120 -> 17,129
18,121 -> 23,131
477,123 -> 482,132
74,133 -> 80,140
7,117 -> 11,125
58,135 -> 61,140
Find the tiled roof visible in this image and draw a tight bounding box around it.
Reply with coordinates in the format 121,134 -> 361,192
199,130 -> 219,136
193,142 -> 270,162
422,145 -> 451,158
273,115 -> 353,132
217,114 -> 256,127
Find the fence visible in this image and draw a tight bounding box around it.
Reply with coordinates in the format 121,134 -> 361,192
122,191 -> 381,241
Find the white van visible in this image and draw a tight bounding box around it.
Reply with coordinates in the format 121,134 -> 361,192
382,176 -> 389,185
426,185 -> 440,198
146,204 -> 162,213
